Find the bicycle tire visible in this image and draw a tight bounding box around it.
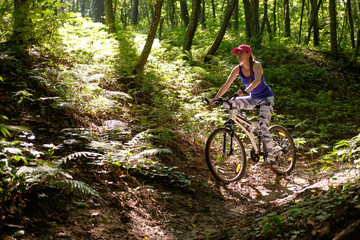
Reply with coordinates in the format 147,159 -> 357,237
205,128 -> 246,183
269,125 -> 296,175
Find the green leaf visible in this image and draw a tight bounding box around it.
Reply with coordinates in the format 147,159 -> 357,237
262,223 -> 271,234
274,215 -> 283,225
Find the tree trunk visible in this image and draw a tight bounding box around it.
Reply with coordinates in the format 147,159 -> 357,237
92,0 -> 105,23
329,0 -> 338,55
284,0 -> 291,37
169,0 -> 176,27
204,0 -> 238,62
180,0 -> 189,27
211,0 -> 216,22
131,0 -> 139,25
351,27 -> 360,63
12,0 -> 29,44
105,0 -> 116,33
121,0 -> 127,27
183,0 -> 201,53
201,0 -> 206,28
273,0 -> 277,34
81,0 -> 86,17
260,0 -> 271,37
232,0 -> 239,31
298,0 -> 305,44
307,0 -> 321,45
243,0 -> 252,37
250,0 -> 260,37
347,0 -> 355,48
159,18 -> 164,38
132,0 -> 163,76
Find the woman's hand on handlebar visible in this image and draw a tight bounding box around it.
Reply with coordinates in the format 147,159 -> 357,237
209,98 -> 217,106
237,88 -> 247,96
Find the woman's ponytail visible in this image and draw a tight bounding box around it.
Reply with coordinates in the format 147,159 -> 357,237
249,55 -> 255,84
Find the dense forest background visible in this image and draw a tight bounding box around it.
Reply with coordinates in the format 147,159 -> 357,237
1,0 -> 360,239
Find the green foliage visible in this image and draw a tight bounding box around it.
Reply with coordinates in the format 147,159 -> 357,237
52,179 -> 100,197
15,150 -> 102,197
245,182 -> 360,239
261,213 -> 285,234
0,115 -> 11,137
310,134 -> 360,171
0,137 -> 39,201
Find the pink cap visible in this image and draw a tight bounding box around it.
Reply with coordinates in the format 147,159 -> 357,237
232,45 -> 252,56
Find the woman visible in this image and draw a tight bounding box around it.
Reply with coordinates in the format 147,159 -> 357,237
209,45 -> 275,167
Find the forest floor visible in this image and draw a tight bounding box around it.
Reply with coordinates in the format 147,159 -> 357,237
4,117 -> 358,240
18,135 -> 359,240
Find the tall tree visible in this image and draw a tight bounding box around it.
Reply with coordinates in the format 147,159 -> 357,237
80,0 -> 88,17
105,0 -> 116,33
132,0 -> 163,76
260,0 -> 272,37
201,0 -> 206,28
243,0 -> 260,38
351,27 -> 360,63
180,0 -> 190,27
347,0 -> 355,48
211,0 -> 216,22
183,0 -> 201,53
92,0 -> 105,23
307,0 -> 321,45
12,0 -> 32,45
121,0 -> 128,27
169,0 -> 176,27
273,0 -> 277,35
131,0 -> 139,25
232,0 -> 239,31
329,0 -> 338,55
204,0 -> 238,62
298,0 -> 305,44
250,0 -> 260,37
243,0 -> 252,37
284,0 -> 291,37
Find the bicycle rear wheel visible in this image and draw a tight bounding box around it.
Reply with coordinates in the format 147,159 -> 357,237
205,128 -> 246,183
269,125 -> 296,175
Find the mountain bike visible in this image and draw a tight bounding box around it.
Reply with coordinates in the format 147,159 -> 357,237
205,94 -> 296,183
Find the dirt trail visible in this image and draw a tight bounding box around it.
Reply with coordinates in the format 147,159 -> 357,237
20,123 -> 358,240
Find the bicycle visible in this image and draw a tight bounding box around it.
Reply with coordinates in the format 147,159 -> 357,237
205,93 -> 296,183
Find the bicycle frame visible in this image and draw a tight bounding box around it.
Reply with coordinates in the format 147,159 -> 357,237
228,109 -> 261,155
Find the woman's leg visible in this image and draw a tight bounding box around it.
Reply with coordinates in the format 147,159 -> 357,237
225,96 -> 259,110
259,97 -> 274,160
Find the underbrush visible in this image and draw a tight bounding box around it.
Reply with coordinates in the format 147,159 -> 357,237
236,180 -> 360,240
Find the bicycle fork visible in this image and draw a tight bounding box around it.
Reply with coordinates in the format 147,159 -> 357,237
222,131 -> 234,157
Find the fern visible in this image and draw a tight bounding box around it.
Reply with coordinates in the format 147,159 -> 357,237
16,165 -> 72,182
16,165 -> 100,197
138,148 -> 173,156
52,179 -> 100,197
58,151 -> 104,164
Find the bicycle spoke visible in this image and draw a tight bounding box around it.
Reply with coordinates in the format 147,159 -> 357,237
269,126 -> 296,175
205,128 -> 246,183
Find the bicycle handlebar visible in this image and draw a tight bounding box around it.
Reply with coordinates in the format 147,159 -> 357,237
205,87 -> 248,106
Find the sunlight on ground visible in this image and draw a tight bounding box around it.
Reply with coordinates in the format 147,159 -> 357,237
309,168 -> 360,190
134,35 -> 161,51
216,162 -> 360,206
59,16 -> 118,62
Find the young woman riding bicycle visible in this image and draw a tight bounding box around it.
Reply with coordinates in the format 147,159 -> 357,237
209,44 -> 275,167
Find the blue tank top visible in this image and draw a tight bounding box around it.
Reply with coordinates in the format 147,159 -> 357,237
239,65 -> 273,99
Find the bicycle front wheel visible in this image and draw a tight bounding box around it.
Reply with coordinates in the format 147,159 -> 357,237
205,128 -> 246,183
269,125 -> 296,175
